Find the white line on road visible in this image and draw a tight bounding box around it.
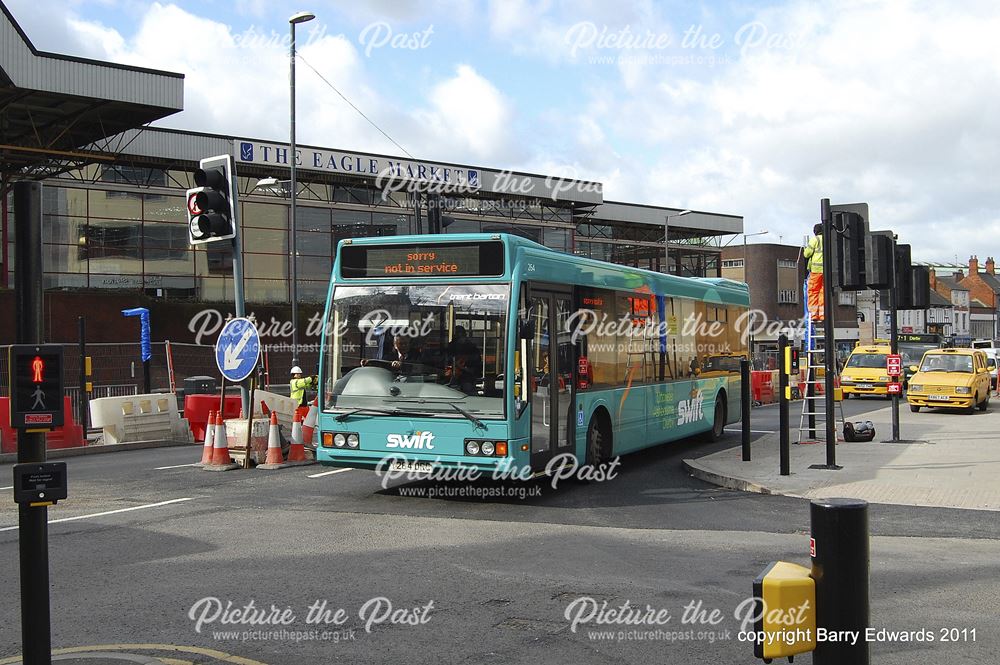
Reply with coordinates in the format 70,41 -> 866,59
0,486 -> 12,491
307,468 -> 353,478
0,497 -> 194,532
725,428 -> 777,434
154,463 -> 201,470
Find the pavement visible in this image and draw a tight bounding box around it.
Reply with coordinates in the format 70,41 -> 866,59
685,398 -> 1000,511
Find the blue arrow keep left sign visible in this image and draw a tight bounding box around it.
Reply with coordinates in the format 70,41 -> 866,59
215,317 -> 261,383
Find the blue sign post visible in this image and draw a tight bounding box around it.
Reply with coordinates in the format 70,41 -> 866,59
215,317 -> 261,383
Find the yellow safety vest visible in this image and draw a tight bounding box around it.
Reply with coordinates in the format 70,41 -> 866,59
290,376 -> 315,406
803,235 -> 823,273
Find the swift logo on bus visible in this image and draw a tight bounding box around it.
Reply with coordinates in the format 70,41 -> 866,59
386,431 -> 436,449
677,391 -> 705,426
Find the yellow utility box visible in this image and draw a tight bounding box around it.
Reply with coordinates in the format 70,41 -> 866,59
752,561 -> 816,661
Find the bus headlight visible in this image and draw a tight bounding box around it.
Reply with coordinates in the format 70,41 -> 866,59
955,386 -> 971,394
346,433 -> 359,448
909,384 -> 923,392
481,441 -> 495,456
334,433 -> 347,447
879,376 -> 889,382
466,441 -> 480,455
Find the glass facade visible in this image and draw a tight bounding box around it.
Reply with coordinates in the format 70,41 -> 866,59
4,162 -> 723,303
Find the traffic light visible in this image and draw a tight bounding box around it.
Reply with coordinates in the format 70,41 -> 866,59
829,204 -> 869,291
895,243 -> 914,309
911,265 -> 931,309
833,211 -> 868,290
9,345 -> 65,429
864,231 -> 894,290
187,155 -> 237,245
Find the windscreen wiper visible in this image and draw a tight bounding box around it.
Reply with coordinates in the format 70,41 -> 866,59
393,397 -> 486,429
335,407 -> 406,422
448,403 -> 485,429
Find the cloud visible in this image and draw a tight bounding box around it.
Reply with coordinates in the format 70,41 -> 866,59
581,0 -> 1000,261
410,64 -> 516,162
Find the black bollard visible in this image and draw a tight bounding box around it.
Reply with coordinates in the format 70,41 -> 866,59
778,334 -> 790,476
741,358 -> 751,461
810,498 -> 870,665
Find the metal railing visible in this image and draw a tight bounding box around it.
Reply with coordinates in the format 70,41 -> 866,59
65,384 -> 138,424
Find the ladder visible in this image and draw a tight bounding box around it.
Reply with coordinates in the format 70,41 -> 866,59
797,316 -> 846,444
625,326 -> 657,382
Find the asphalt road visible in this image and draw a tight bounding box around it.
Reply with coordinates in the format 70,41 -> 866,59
0,400 -> 996,665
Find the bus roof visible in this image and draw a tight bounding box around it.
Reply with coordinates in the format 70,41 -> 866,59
336,233 -> 750,306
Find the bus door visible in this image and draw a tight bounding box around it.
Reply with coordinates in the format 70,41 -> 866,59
526,285 -> 574,469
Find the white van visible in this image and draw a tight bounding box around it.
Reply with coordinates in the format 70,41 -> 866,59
971,341 -> 999,390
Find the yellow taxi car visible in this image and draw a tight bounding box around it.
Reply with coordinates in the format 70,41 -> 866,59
840,343 -> 892,398
906,348 -> 992,413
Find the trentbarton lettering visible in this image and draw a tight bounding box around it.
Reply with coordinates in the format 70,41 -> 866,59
382,252 -> 461,275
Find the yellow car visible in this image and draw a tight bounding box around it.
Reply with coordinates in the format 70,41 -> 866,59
906,348 -> 992,413
840,344 -> 893,398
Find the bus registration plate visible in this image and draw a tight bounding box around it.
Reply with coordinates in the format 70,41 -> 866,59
388,460 -> 434,473
928,395 -> 950,401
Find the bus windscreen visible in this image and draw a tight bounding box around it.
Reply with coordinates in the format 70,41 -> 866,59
340,241 -> 504,278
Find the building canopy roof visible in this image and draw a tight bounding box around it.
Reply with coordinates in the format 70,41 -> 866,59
0,1 -> 183,182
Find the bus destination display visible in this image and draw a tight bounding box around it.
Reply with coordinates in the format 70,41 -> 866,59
340,242 -> 504,278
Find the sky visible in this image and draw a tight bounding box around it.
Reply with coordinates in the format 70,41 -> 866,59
6,0 -> 1000,263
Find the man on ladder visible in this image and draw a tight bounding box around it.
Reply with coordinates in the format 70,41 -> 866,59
797,222 -> 845,444
803,223 -> 825,322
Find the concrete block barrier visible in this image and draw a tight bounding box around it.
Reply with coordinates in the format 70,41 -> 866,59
90,393 -> 194,445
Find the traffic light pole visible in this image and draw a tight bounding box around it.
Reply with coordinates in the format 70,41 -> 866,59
889,244 -> 901,442
13,181 -> 53,665
820,199 -> 838,469
229,175 -> 249,417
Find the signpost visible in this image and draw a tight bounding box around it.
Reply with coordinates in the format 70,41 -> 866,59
12,180 -> 57,665
215,318 -> 262,384
886,354 -> 902,378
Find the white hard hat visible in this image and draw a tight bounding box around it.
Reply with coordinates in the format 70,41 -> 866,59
290,366 -> 303,375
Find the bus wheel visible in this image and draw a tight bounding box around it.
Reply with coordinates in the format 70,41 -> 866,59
706,395 -> 726,442
586,415 -> 610,467
909,404 -> 920,412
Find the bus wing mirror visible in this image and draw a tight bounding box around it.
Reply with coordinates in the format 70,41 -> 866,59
909,365 -> 918,373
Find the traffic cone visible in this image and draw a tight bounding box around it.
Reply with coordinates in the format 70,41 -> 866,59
257,411 -> 287,469
302,399 -> 319,446
205,413 -> 239,471
199,410 -> 215,466
285,411 -> 313,465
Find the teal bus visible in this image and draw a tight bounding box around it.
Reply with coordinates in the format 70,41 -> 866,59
316,233 -> 749,476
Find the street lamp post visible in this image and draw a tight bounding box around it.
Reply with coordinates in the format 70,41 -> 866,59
289,10 -> 315,369
664,210 -> 691,274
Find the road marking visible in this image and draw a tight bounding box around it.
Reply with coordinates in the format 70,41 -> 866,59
307,468 -> 353,478
725,428 -> 776,434
0,486 -> 12,491
155,463 -> 200,470
0,498 -> 193,532
0,644 -> 267,665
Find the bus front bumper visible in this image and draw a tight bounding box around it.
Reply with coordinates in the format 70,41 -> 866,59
315,447 -> 523,475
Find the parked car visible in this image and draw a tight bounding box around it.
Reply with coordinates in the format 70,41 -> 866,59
840,343 -> 892,398
906,348 -> 992,413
